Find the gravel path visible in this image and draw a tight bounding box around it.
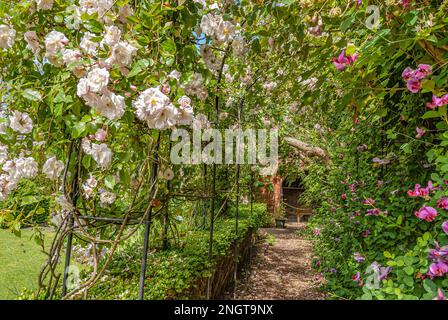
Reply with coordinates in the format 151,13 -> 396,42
224,219 -> 325,300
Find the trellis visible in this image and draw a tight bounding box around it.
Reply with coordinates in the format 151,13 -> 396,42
41,49 -> 263,300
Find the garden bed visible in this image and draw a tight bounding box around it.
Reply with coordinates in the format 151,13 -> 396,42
86,204 -> 270,300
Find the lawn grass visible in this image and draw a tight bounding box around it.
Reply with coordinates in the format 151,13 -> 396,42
0,228 -> 54,299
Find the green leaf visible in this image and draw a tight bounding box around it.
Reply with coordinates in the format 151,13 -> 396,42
403,276 -> 414,287
21,195 -> 41,206
105,175 -> 116,189
22,89 -> 42,101
161,38 -> 176,56
422,110 -> 441,119
71,122 -> 86,138
127,59 -> 151,78
421,79 -> 435,93
404,266 -> 414,275
340,14 -> 355,32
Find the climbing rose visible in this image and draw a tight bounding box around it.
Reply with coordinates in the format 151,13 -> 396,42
415,205 -> 438,222
94,129 -> 107,142
24,31 -> 41,55
95,91 -> 125,121
9,110 -> 33,134
84,67 -> 110,93
177,105 -> 194,126
0,24 -> 16,49
341,193 -> 347,200
90,143 -> 113,168
42,156 -> 64,180
44,30 -> 69,65
106,40 -> 138,68
36,0 -> 54,10
16,157 -> 39,179
100,191 -> 116,207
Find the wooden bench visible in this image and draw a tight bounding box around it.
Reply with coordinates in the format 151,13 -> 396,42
296,208 -> 313,222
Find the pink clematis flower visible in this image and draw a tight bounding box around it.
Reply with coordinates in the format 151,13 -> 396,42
402,67 -> 414,81
402,64 -> 431,93
362,229 -> 371,237
428,241 -> 448,262
406,78 -> 421,93
434,288 -> 447,300
415,205 -> 438,222
352,272 -> 363,287
354,252 -> 365,263
94,128 -> 107,142
426,95 -> 445,109
332,50 -> 358,71
363,198 -> 375,205
416,127 -> 426,138
442,221 -> 448,235
417,64 -> 432,77
366,208 -> 383,216
427,261 -> 448,278
407,181 -> 435,198
437,197 -> 448,210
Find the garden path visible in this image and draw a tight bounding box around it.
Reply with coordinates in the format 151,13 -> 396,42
224,217 -> 325,300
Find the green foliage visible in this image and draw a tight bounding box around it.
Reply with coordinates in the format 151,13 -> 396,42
86,204 -> 267,300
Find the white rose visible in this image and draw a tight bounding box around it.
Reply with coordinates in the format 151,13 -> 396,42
9,110 -> 33,134
102,25 -> 121,47
42,156 -> 64,180
177,105 -> 194,126
216,20 -> 235,42
100,191 -> 116,207
80,32 -> 99,55
0,25 -> 16,49
62,48 -> 82,65
90,143 -> 113,168
85,67 -> 110,93
44,30 -> 68,65
149,103 -> 178,130
178,96 -> 191,108
36,0 -> 54,10
200,14 -> 220,37
95,91 -> 125,120
16,157 -> 39,179
106,41 -> 137,67
0,145 -> 8,164
24,31 -> 41,55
